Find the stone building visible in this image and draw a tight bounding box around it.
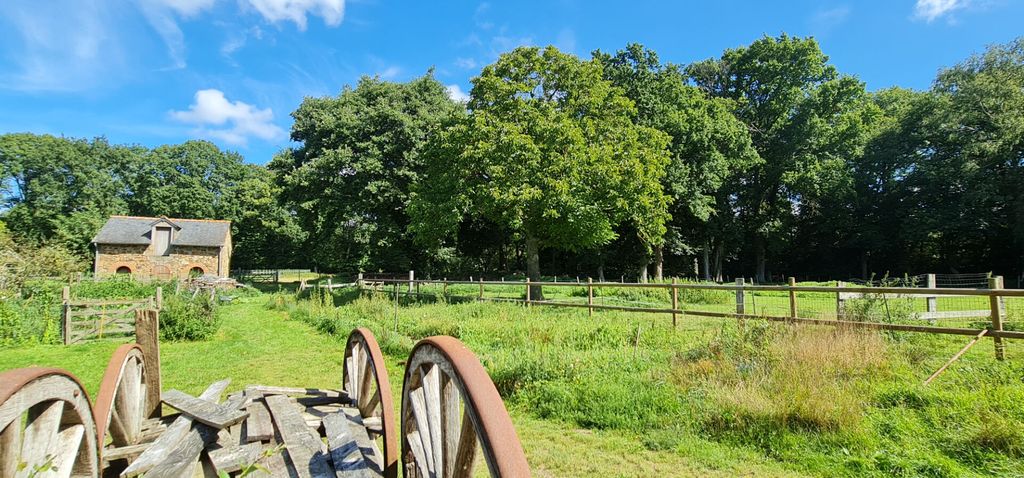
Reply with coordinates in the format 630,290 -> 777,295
92,216 -> 232,279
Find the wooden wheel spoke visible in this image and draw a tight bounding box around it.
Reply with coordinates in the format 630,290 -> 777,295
440,373 -> 460,477
406,430 -> 431,478
22,399 -> 64,469
452,407 -> 477,478
51,423 -> 85,478
409,386 -> 435,474
421,364 -> 443,476
0,421 -> 24,477
359,355 -> 375,408
359,387 -> 381,419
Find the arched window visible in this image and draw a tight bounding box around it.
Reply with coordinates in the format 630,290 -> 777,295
189,266 -> 205,277
115,266 -> 132,275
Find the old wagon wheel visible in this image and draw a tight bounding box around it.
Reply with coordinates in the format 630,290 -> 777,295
93,344 -> 150,458
401,336 -> 530,478
0,367 -> 99,478
342,327 -> 399,478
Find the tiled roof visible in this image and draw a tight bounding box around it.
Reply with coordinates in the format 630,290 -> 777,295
92,216 -> 230,247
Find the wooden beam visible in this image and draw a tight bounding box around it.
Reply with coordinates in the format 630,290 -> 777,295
161,389 -> 248,429
924,330 -> 988,385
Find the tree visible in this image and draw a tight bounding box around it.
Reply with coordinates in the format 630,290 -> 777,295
271,73 -> 462,272
687,34 -> 871,282
595,44 -> 758,280
410,46 -> 670,297
0,134 -> 128,259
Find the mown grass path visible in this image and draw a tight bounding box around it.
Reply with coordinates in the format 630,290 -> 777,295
0,297 -> 807,477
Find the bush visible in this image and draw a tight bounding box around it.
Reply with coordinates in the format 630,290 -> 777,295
160,294 -> 220,341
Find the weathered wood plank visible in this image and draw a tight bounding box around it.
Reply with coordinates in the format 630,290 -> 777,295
338,408 -> 383,475
208,442 -> 263,475
245,400 -> 274,443
141,392 -> 247,478
323,413 -> 377,478
247,385 -> 345,398
161,389 -> 248,429
264,394 -> 333,478
120,379 -> 230,478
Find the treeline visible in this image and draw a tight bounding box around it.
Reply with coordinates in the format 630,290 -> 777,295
2,35 -> 1022,283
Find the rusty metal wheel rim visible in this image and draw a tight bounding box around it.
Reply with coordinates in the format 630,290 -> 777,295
343,327 -> 399,478
0,367 -> 99,478
94,343 -> 149,457
401,336 -> 530,478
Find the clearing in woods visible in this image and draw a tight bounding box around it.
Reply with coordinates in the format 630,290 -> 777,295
5,292 -> 1024,476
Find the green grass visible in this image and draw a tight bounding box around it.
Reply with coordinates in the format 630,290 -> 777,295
5,291 -> 1024,477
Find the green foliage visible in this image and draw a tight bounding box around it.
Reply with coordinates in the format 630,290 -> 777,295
271,73 -> 461,272
160,293 -> 220,341
411,46 -> 671,285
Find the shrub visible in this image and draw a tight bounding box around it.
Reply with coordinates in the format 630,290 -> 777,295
160,294 -> 220,341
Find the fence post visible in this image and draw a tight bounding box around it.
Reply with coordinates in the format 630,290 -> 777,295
735,278 -> 745,315
478,278 -> 484,301
525,278 -> 531,307
443,278 -> 448,300
135,309 -> 162,418
990,276 -> 1005,360
926,273 -> 937,313
788,277 -> 797,319
327,278 -> 332,290
62,286 -> 71,345
409,270 -> 415,295
587,278 -> 594,318
836,281 -> 846,319
671,278 -> 678,328
155,286 -> 163,310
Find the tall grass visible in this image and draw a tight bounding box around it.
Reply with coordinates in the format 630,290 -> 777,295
278,287 -> 1024,477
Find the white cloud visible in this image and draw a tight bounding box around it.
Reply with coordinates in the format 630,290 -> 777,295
454,57 -> 477,69
811,6 -> 851,31
153,0 -> 217,16
170,89 -> 285,146
445,84 -> 470,103
245,0 -> 345,30
914,0 -> 968,22
377,66 -> 401,79
0,0 -> 124,92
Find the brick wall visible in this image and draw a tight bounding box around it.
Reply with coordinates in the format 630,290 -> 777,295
96,243 -> 223,279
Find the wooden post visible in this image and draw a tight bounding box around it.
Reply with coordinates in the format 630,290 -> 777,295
926,273 -> 937,313
61,286 -> 71,345
327,278 -> 332,290
442,278 -> 448,300
408,270 -> 415,295
735,278 -> 745,315
135,309 -> 162,418
836,281 -> 846,319
155,286 -> 163,310
788,277 -> 797,319
990,276 -> 1005,360
525,278 -> 531,306
671,278 -> 678,328
478,278 -> 484,301
587,278 -> 594,318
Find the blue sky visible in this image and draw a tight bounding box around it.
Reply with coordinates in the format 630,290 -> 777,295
0,0 -> 1020,164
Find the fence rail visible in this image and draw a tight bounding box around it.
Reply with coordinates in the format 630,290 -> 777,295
61,286 -> 162,345
355,275 -> 1021,359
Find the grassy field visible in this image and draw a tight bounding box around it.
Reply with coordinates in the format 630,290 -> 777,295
3,291 -> 1024,476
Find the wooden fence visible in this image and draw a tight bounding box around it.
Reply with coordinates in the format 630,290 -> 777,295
62,286 -> 163,345
356,275 -> 1023,360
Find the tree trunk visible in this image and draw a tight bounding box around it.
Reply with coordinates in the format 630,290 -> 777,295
754,237 -> 766,283
526,234 -> 543,300
860,250 -> 868,280
653,244 -> 664,281
713,241 -> 724,282
702,240 -> 711,282
639,263 -> 648,283
597,262 -> 605,282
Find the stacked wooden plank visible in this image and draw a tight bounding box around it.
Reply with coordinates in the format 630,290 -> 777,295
102,380 -> 385,478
